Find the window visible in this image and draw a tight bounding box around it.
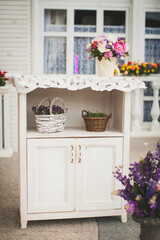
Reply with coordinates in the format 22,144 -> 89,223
143,11 -> 160,123
104,11 -> 126,33
144,11 -> 160,63
74,10 -> 96,32
44,9 -> 67,74
39,4 -> 129,75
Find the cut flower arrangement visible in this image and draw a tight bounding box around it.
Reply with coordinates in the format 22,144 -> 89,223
0,70 -> 8,86
85,34 -> 129,62
32,97 -> 67,134
32,104 -> 64,115
117,61 -> 160,76
113,141 -> 160,218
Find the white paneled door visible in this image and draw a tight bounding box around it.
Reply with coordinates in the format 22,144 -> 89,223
76,138 -> 123,211
27,138 -> 75,213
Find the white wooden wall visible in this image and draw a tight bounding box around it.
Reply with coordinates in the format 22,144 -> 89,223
0,0 -> 31,151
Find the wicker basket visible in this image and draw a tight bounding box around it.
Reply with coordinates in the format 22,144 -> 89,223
34,97 -> 66,133
82,110 -> 112,132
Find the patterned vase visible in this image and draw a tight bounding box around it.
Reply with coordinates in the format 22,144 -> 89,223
132,213 -> 160,240
96,57 -> 119,77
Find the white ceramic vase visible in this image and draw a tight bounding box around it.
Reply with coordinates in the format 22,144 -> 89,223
96,57 -> 119,77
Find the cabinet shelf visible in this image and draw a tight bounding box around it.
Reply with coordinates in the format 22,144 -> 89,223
27,126 -> 124,139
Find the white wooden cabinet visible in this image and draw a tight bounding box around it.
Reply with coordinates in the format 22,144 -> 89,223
27,137 -> 122,215
18,86 -> 131,228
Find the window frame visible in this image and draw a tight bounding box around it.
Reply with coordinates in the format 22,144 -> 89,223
142,8 -> 160,62
33,1 -> 130,75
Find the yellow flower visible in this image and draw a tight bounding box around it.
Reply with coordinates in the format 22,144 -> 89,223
111,190 -> 120,195
136,70 -> 139,74
149,196 -> 156,206
140,155 -> 144,160
121,67 -> 125,71
144,70 -> 146,73
142,62 -> 147,67
135,195 -> 142,201
118,165 -> 124,169
148,69 -> 150,73
151,69 -> 154,72
114,69 -> 118,74
123,64 -> 127,68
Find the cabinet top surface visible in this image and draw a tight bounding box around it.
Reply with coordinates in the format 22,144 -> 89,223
27,127 -> 124,139
6,73 -> 146,93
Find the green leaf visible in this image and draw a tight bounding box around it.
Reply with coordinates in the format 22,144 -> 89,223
132,182 -> 145,198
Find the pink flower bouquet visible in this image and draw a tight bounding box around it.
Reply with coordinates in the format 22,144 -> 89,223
86,34 -> 129,62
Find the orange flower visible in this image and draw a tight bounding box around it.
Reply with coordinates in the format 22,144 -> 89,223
131,66 -> 135,70
124,71 -> 128,75
153,63 -> 158,68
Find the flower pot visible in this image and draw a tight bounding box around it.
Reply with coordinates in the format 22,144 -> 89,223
132,213 -> 160,240
96,57 -> 118,77
82,110 -> 112,132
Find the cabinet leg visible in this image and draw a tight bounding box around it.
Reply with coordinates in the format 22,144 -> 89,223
121,211 -> 127,223
21,219 -> 27,229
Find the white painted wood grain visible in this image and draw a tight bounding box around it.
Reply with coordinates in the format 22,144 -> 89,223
76,137 -> 122,211
27,138 -> 75,213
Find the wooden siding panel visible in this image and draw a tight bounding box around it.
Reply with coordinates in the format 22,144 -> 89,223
0,1 -> 28,6
0,24 -> 28,29
0,0 -> 30,73
0,38 -> 29,43
0,5 -> 28,10
0,19 -> 28,24
0,52 -> 29,57
0,14 -> 28,19
0,0 -> 31,152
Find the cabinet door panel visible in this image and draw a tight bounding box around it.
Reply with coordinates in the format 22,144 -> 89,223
27,138 -> 75,213
76,138 -> 122,211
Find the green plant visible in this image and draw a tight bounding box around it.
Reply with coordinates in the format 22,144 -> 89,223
83,111 -> 107,118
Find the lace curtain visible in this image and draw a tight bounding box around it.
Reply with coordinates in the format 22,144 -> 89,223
44,26 -> 160,74
44,37 -> 66,74
44,25 -> 124,74
145,39 -> 160,63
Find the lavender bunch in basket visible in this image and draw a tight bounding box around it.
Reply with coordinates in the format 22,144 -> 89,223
32,105 -> 64,115
113,141 -> 160,218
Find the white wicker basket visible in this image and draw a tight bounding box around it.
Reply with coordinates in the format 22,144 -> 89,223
34,97 -> 66,133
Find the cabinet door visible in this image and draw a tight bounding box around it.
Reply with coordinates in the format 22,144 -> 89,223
27,138 -> 75,213
76,138 -> 122,211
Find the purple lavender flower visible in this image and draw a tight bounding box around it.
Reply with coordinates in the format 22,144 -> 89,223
113,141 -> 160,218
32,104 -> 65,115
124,201 -> 136,213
